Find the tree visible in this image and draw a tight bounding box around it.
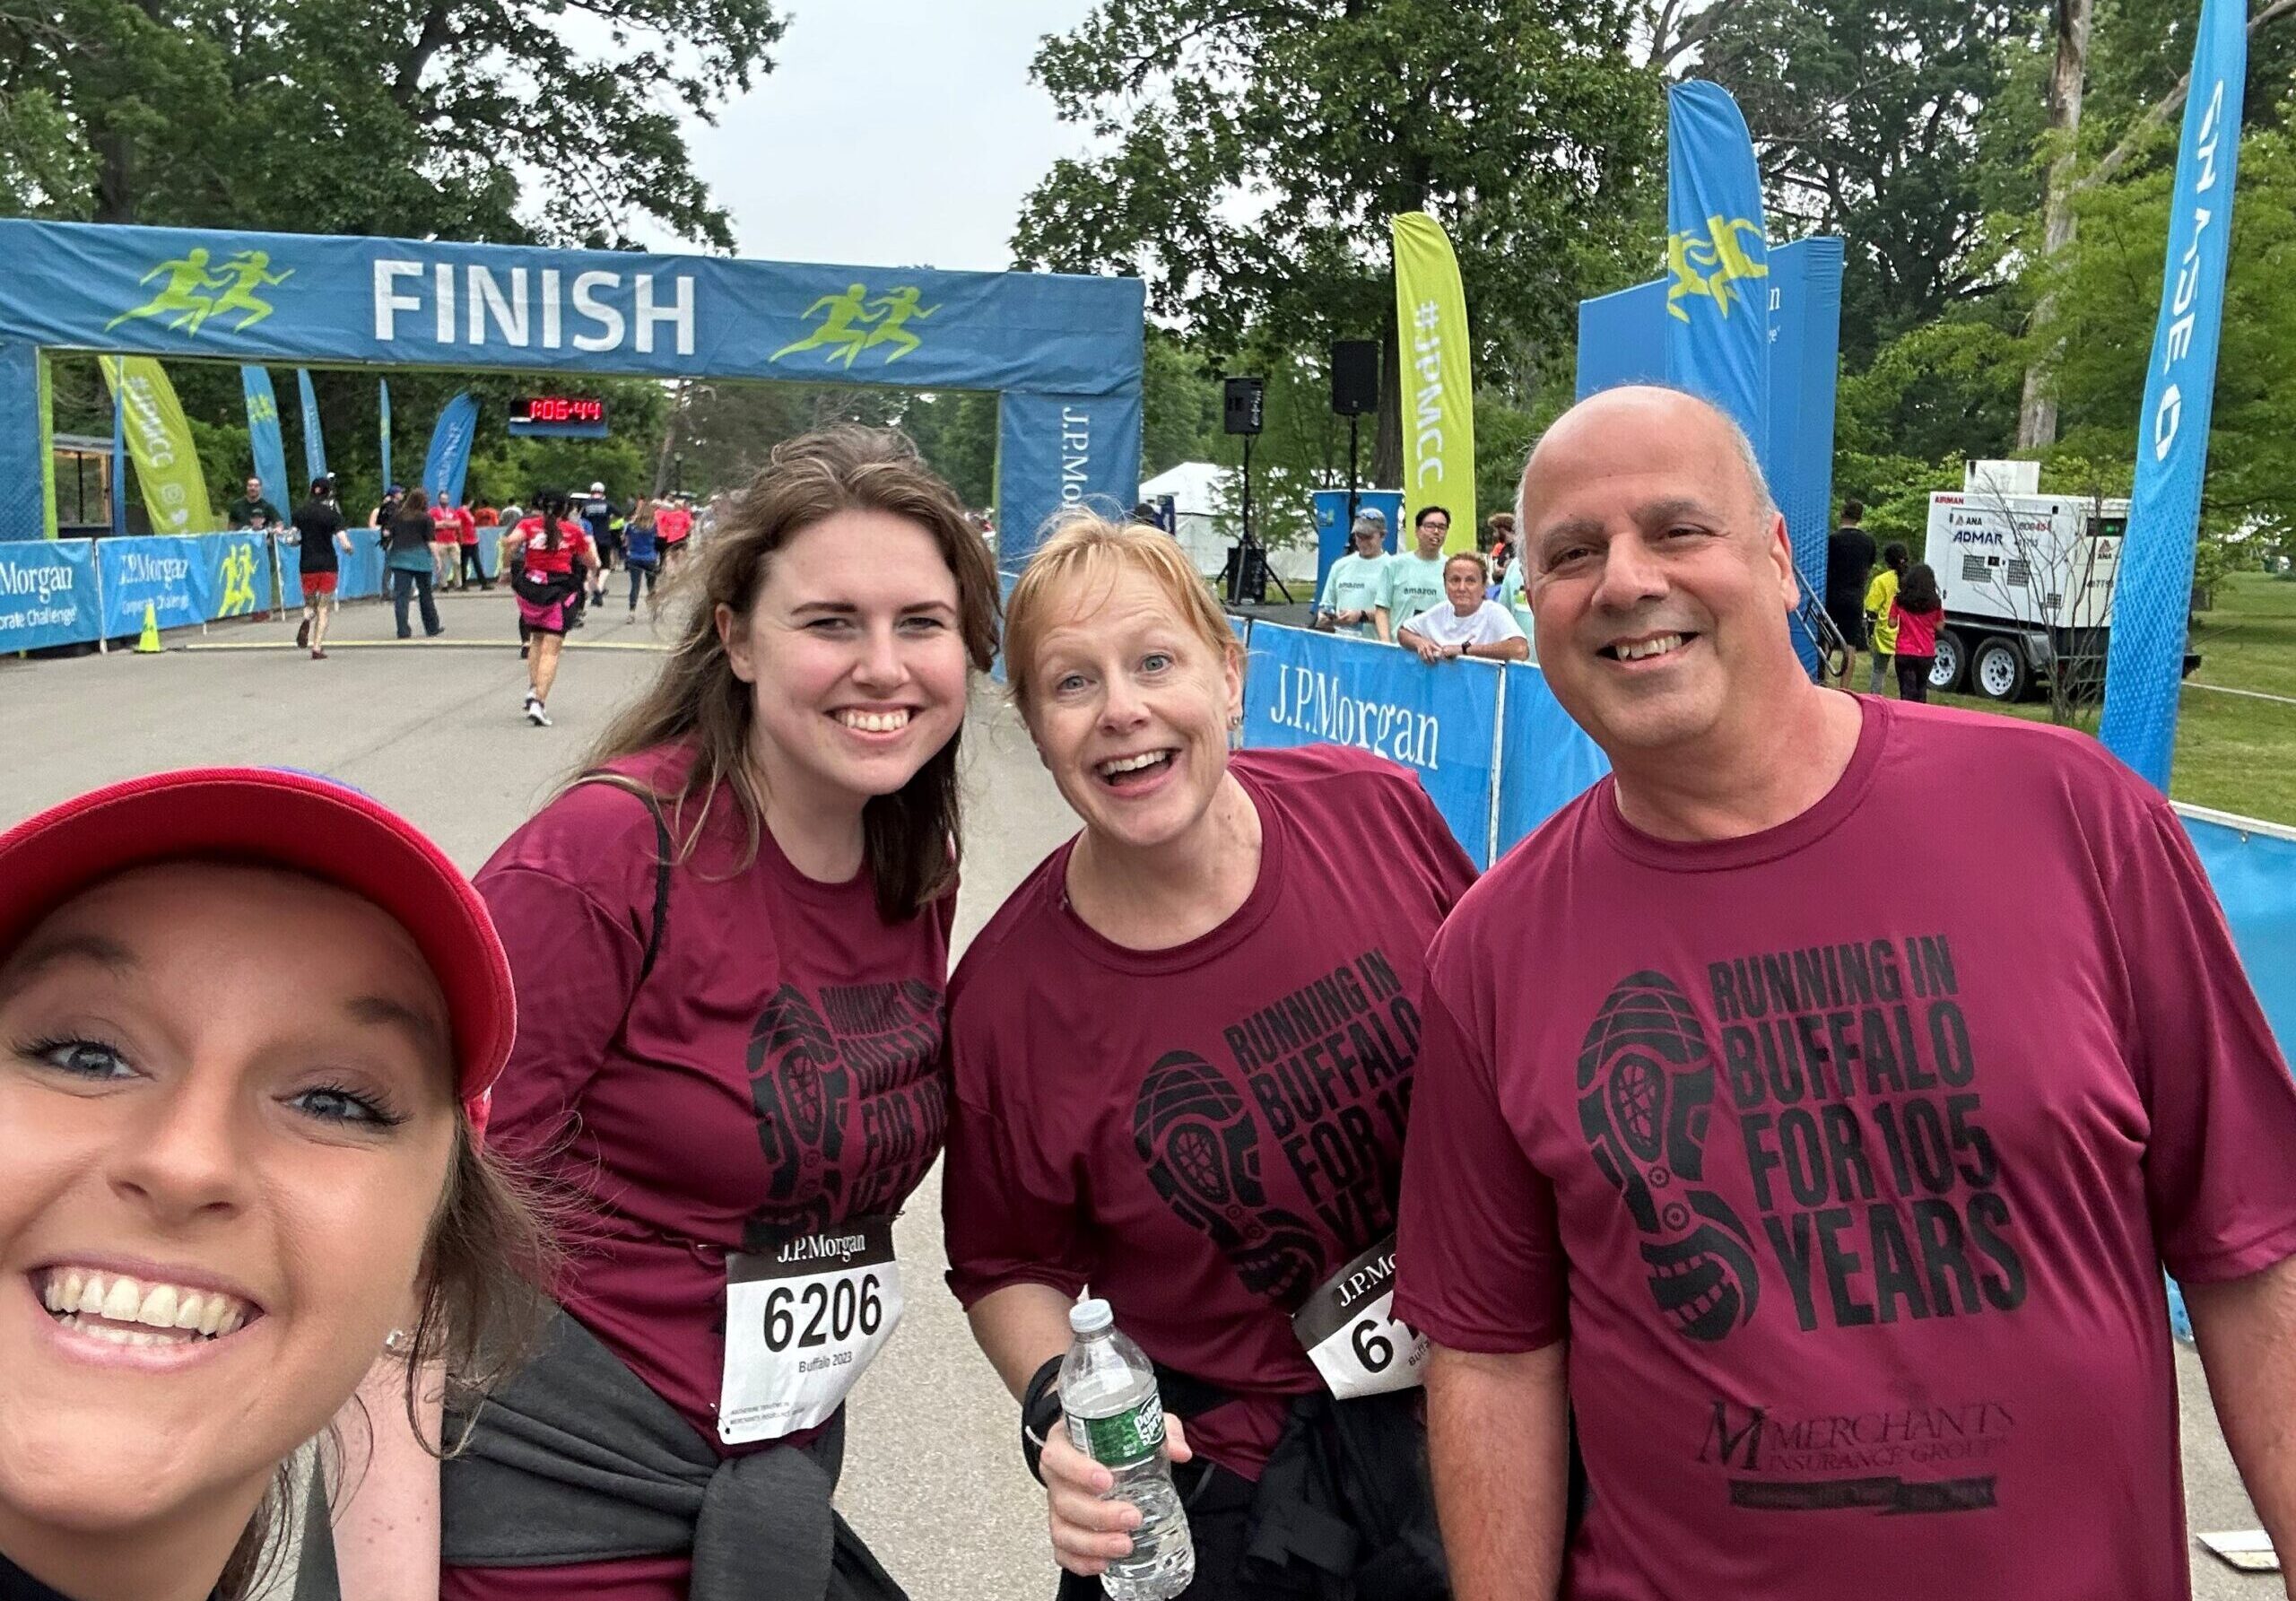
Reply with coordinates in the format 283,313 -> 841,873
1696,0 -> 2045,363
0,0 -> 786,244
2040,121 -> 2296,554
1013,0 -> 1662,482
2016,0 -> 2097,448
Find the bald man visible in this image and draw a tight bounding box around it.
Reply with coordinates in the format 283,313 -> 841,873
1391,386 -> 2296,1601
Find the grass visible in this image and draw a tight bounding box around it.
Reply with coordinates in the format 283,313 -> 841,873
1920,570 -> 2296,828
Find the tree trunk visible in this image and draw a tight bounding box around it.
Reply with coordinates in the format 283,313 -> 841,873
2017,0 -> 2094,450
653,379 -> 688,497
1374,302 -> 1404,489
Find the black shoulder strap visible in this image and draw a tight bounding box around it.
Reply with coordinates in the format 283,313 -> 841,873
570,774 -> 674,987
638,795 -> 672,985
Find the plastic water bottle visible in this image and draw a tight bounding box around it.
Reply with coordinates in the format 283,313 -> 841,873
1060,1298 -> 1196,1601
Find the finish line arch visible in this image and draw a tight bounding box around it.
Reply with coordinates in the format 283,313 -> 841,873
0,220 -> 1144,571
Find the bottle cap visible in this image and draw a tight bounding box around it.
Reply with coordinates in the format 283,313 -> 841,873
1069,1297 -> 1114,1335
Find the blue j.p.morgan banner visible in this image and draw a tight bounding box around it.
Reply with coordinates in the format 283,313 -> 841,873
96,532 -> 270,635
0,538 -> 97,651
1241,622 -> 1501,867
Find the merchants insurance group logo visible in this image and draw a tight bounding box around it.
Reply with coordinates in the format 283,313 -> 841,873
105,247 -> 293,339
1666,214 -> 1768,325
770,283 -> 938,370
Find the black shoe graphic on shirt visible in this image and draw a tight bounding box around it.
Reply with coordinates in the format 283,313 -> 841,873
746,983 -> 850,1231
1576,972 -> 1759,1343
1134,1049 -> 1326,1305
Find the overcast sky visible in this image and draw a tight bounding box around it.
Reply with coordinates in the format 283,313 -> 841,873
648,0 -> 1104,271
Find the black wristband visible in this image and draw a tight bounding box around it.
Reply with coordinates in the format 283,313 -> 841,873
1021,1355 -> 1065,1485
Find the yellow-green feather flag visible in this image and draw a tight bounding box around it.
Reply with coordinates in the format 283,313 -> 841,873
1391,212 -> 1475,554
98,355 -> 213,535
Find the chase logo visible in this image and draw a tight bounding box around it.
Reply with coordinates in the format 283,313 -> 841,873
771,283 -> 938,370
105,248 -> 294,338
1666,215 -> 1767,324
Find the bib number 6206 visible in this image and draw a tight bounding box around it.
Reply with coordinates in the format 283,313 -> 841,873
762,1272 -> 886,1353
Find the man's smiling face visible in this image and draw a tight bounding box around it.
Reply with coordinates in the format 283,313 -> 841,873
1520,388 -> 1800,758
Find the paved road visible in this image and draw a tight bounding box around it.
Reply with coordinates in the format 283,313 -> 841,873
0,592 -> 2275,1598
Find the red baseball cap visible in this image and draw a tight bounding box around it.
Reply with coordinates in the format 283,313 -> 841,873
0,768 -> 515,1142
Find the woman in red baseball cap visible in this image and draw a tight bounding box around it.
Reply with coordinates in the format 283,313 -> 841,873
0,768 -> 551,1601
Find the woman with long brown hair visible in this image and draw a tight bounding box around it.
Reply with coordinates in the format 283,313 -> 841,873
350,425 -> 1000,1601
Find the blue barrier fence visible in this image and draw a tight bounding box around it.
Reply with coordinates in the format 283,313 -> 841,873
0,528 -> 405,650
0,537 -> 97,651
1241,623 -> 1503,866
1233,619 -> 2293,1068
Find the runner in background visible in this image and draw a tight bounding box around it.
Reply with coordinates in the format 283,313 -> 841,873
945,517 -> 1473,1601
508,489 -> 593,727
342,426 -> 1000,1601
622,497 -> 662,622
447,496 -> 481,591
0,767 -> 550,1601
427,487 -> 460,592
580,482 -> 620,608
387,488 -> 447,641
656,494 -> 694,575
470,500 -> 500,591
289,474 -> 350,660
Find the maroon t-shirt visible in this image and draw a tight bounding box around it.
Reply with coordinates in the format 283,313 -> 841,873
944,745 -> 1477,1476
450,746 -> 952,1601
1394,697 -> 2296,1600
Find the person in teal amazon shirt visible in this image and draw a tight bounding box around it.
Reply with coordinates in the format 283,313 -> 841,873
1375,504 -> 1452,643
1318,514 -> 1391,638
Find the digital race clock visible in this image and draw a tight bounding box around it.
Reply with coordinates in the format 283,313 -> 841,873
512,396 -> 606,425
508,396 -> 610,438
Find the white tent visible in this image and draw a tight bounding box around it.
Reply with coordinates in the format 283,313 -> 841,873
1139,461 -> 1317,587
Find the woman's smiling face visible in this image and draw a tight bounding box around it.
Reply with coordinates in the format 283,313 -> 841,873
1022,562 -> 1242,856
0,862 -> 458,1564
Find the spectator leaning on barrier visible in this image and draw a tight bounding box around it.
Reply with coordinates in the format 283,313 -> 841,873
289,474 -> 350,661
225,474 -> 282,532
1318,514 -> 1391,637
1398,552 -> 1528,665
1391,384 -> 2296,1601
1374,505 -> 1452,644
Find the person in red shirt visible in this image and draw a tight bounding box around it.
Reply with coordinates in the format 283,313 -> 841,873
1886,561 -> 1944,703
447,496 -> 483,591
339,426 -> 1000,1601
1392,385 -> 2296,1601
507,488 -> 597,727
944,518 -> 1475,1600
0,767 -> 548,1601
656,496 -> 695,573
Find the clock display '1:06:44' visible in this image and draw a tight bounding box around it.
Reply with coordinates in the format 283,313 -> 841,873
512,396 -> 606,424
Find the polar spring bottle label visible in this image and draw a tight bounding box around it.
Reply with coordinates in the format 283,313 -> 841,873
1069,1397 -> 1167,1467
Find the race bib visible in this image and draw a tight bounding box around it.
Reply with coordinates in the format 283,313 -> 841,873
1290,1233 -> 1427,1400
718,1217 -> 902,1445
